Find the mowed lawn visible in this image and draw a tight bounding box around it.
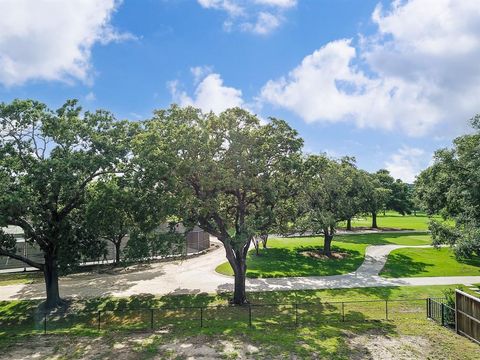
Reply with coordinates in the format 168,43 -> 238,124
0,272 -> 42,286
342,211 -> 437,231
380,247 -> 480,278
215,233 -> 431,278
1,286 -> 479,359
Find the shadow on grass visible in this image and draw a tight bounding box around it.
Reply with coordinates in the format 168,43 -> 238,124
0,311 -> 401,360
241,246 -> 363,278
457,255 -> 480,268
380,253 -> 433,278
3,286 -> 437,343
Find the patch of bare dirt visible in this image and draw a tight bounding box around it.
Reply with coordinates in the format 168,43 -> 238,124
347,331 -> 432,360
0,333 -> 264,360
160,336 -> 261,359
299,251 -> 349,260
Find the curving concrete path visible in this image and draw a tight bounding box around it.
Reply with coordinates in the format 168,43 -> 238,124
1,238 -> 480,301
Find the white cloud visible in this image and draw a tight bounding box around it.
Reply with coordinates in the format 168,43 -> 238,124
254,0 -> 296,8
169,72 -> 244,114
261,39 -> 371,124
196,0 -> 296,34
385,146 -> 429,183
197,0 -> 243,16
241,11 -> 282,35
190,65 -> 213,84
260,0 -> 480,136
0,0 -> 133,86
85,91 -> 96,102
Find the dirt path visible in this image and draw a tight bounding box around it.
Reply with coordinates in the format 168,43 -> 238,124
1,237 -> 479,301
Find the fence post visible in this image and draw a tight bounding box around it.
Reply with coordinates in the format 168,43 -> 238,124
151,309 -> 154,331
44,313 -> 47,335
200,307 -> 203,328
295,303 -> 298,327
248,305 -> 252,327
426,298 -> 429,318
441,303 -> 445,326
385,300 -> 388,320
97,311 -> 101,331
341,302 -> 345,322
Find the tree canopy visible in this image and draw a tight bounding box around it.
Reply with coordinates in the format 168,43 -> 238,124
2,97 -> 468,309
295,155 -> 357,256
0,99 -> 132,308
135,106 -> 303,304
416,115 -> 480,258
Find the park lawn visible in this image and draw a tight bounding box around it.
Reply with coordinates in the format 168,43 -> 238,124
0,285 -> 478,359
216,232 -> 431,278
342,211 -> 442,231
0,272 -> 42,286
1,318 -> 478,360
0,284 -> 460,314
380,247 -> 480,278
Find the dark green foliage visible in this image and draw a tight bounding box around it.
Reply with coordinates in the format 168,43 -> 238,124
0,99 -> 131,307
135,106 -> 304,304
123,230 -> 185,263
416,115 -> 480,259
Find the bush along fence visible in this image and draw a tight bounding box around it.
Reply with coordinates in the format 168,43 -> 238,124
427,290 -> 480,345
0,298 -> 430,334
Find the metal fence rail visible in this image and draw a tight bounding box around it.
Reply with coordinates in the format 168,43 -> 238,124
426,298 -> 455,329
0,298 -> 432,335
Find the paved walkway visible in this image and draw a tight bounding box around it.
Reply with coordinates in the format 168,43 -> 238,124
1,238 -> 480,301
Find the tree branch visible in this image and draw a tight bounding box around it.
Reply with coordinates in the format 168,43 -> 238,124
5,217 -> 49,250
58,169 -> 121,220
0,248 -> 44,270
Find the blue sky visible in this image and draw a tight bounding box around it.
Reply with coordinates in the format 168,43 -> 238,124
1,0 -> 479,182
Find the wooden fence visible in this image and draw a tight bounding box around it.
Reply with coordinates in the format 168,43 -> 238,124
455,290 -> 480,344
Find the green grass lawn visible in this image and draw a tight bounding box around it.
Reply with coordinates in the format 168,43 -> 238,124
342,211 -> 442,231
0,284 -> 460,314
216,233 -> 431,278
0,272 -> 42,286
1,286 -> 479,359
380,247 -> 480,278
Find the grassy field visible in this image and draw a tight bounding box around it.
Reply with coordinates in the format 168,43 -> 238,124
1,286 -> 479,359
216,233 -> 431,278
342,211 -> 437,231
0,272 -> 42,286
381,247 -> 480,278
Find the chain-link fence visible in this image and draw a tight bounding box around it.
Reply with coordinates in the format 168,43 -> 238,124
0,231 -> 211,272
0,298 -> 432,334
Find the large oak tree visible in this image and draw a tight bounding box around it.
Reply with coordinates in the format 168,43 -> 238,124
0,99 -> 131,308
135,106 -> 303,304
295,155 -> 357,256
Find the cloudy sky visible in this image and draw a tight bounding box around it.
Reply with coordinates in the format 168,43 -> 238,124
1,0 -> 479,182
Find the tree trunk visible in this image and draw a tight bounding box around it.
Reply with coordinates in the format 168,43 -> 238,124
224,242 -> 249,305
114,241 -> 121,264
261,234 -> 268,249
43,252 -> 62,309
253,238 -> 260,256
346,218 -> 352,231
233,261 -> 247,304
372,212 -> 378,228
323,229 -> 333,257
